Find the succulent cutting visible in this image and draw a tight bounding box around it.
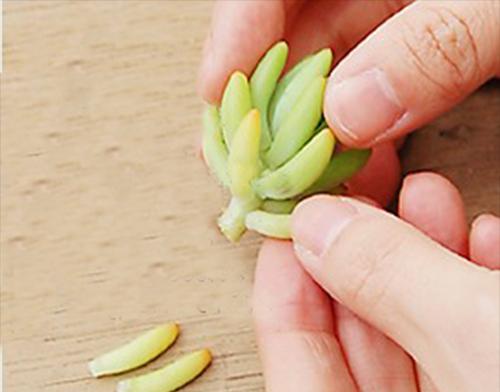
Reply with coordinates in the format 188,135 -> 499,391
203,41 -> 371,242
89,323 -> 212,392
117,349 -> 212,392
89,323 -> 180,377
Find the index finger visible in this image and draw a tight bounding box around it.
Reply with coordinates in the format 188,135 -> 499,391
198,0 -> 292,103
253,239 -> 357,392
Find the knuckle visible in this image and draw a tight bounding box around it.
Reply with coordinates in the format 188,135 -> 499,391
399,5 -> 481,99
298,331 -> 338,364
349,238 -> 405,313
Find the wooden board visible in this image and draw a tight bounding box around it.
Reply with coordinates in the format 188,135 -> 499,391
1,1 -> 498,391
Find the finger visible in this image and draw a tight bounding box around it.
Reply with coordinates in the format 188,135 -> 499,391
285,0 -> 412,66
334,303 -> 418,392
398,172 -> 468,256
345,142 -> 401,207
198,0 -> 296,103
291,195 -> 498,391
470,214 -> 500,269
253,239 -> 357,392
335,196 -> 418,391
398,172 -> 468,391
324,0 -> 500,147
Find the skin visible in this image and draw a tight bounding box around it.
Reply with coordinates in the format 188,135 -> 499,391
255,175 -> 500,392
199,1 -> 500,390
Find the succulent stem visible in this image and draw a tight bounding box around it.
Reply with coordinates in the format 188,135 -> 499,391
218,196 -> 261,242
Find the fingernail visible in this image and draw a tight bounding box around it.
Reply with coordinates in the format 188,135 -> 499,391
326,68 -> 405,145
292,197 -> 358,263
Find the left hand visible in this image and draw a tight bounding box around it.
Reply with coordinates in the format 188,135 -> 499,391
253,172 -> 499,392
198,0 -> 500,207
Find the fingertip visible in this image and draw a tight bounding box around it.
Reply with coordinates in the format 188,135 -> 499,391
324,80 -> 363,147
255,240 -> 305,294
292,196 -> 359,273
258,238 -> 292,264
399,172 -> 468,256
253,238 -> 335,333
470,214 -> 500,269
472,213 -> 499,231
399,172 -> 457,207
291,195 -> 332,225
291,195 -> 336,252
324,68 -> 405,147
198,0 -> 285,104
198,33 -> 218,103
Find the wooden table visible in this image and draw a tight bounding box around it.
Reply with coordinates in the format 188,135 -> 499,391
1,2 -> 498,391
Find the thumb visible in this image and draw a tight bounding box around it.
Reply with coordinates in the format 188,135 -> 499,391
324,0 -> 500,147
291,195 -> 498,388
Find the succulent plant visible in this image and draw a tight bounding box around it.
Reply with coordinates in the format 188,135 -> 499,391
203,41 -> 371,242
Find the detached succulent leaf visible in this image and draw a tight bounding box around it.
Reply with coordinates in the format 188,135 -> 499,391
250,41 -> 288,151
220,71 -> 252,147
202,106 -> 230,187
89,324 -> 179,378
117,349 -> 212,392
253,129 -> 335,200
265,76 -> 326,168
269,48 -> 332,133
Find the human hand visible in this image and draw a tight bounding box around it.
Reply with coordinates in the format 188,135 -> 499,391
198,0 -> 500,206
253,172 -> 500,392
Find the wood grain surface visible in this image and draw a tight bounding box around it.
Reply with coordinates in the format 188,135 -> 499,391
1,1 -> 498,392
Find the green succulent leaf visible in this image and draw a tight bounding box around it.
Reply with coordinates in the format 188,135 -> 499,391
202,105 -> 230,187
303,148 -> 372,196
220,71 -> 252,147
253,128 -> 335,200
265,76 -> 326,169
269,48 -> 332,133
245,210 -> 291,239
260,199 -> 297,214
250,41 -> 289,151
268,55 -> 313,133
227,109 -> 262,199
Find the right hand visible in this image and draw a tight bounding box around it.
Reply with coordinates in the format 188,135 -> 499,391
253,173 -> 500,392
